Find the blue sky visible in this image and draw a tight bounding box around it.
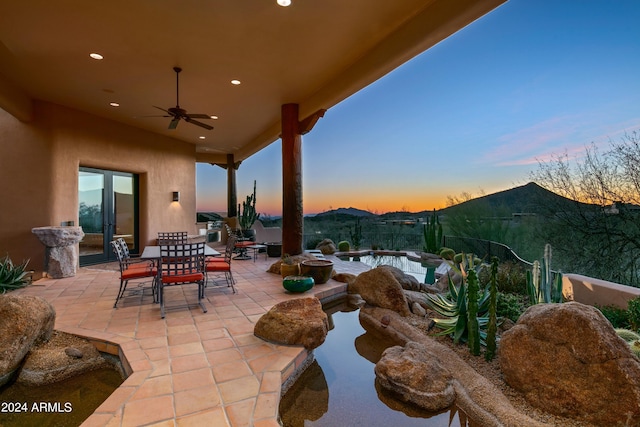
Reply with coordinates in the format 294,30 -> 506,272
197,0 -> 640,216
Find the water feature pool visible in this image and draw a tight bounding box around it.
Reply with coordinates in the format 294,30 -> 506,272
346,253 -> 437,282
0,365 -> 124,427
278,303 -> 475,427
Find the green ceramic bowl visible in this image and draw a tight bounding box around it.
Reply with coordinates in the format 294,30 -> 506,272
283,275 -> 315,293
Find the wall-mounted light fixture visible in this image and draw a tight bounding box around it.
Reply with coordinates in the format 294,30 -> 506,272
172,191 -> 180,202
277,0 -> 291,6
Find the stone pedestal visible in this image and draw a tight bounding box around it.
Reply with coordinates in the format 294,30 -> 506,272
32,226 -> 85,278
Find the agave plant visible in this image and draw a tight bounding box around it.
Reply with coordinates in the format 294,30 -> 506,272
425,271 -> 491,345
0,255 -> 32,293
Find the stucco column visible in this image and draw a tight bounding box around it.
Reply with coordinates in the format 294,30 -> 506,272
227,153 -> 237,218
281,103 -> 303,255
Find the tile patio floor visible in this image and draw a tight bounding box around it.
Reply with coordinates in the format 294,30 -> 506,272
12,253 -> 370,427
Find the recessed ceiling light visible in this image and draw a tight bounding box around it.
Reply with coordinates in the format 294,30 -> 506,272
277,0 -> 292,6
109,102 -> 119,107
231,79 -> 241,85
210,115 -> 218,120
199,136 -> 206,139
90,53 -> 103,60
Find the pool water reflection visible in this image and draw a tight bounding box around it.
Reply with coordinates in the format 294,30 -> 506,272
279,305 -> 474,427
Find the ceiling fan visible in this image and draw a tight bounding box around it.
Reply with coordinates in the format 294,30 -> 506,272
152,67 -> 213,130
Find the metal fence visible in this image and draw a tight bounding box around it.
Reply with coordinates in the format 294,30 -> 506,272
442,236 -> 532,269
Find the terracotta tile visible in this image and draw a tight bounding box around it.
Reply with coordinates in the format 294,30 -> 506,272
212,360 -> 252,383
170,353 -> 209,373
121,395 -> 174,426
254,392 -> 278,420
225,398 -> 255,427
202,337 -> 235,352
218,376 -> 260,404
172,367 -> 215,392
169,341 -> 205,358
206,348 -> 243,365
130,375 -> 173,400
174,385 -> 221,417
176,407 -> 229,427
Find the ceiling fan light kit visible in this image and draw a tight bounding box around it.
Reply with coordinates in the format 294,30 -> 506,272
152,67 -> 214,130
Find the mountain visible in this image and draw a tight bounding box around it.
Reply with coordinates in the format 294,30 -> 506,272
314,207 -> 375,218
431,182 -> 586,217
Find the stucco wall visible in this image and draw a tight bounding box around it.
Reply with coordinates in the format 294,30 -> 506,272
563,273 -> 640,309
1,101 -> 206,275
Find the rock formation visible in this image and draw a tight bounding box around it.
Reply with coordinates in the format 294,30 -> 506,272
254,297 -> 329,350
375,341 -> 456,411
315,239 -> 336,255
499,302 -> 640,426
0,294 -> 56,386
348,267 -> 411,316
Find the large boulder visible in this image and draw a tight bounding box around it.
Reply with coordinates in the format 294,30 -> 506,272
375,341 -> 455,411
499,302 -> 640,426
349,267 -> 411,316
376,265 -> 421,291
254,297 -> 328,350
17,331 -> 110,385
0,294 -> 56,386
315,239 -> 336,255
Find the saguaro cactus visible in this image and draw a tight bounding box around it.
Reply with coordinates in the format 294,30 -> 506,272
238,180 -> 260,230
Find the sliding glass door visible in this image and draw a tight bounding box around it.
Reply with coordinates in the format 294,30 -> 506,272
79,167 -> 138,265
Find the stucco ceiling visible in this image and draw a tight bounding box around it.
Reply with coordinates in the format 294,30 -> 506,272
0,0 -> 505,163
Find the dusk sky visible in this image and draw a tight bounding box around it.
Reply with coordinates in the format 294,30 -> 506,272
196,0 -> 640,216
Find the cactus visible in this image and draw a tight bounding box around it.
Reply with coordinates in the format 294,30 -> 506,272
423,209 -> 442,254
425,272 -> 490,346
439,247 -> 455,260
238,180 -> 260,231
526,244 -> 563,304
350,218 -> 362,250
467,270 -> 481,356
630,340 -> 640,358
615,328 -> 640,342
485,257 -> 499,361
337,241 -> 350,252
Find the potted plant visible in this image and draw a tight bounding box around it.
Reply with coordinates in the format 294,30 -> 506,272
238,180 -> 260,241
280,254 -> 299,278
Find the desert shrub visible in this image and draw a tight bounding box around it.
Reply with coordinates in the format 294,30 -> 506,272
306,237 -> 323,250
0,255 -> 32,293
628,296 -> 640,331
496,292 -> 527,323
478,261 -> 527,296
596,304 -> 631,329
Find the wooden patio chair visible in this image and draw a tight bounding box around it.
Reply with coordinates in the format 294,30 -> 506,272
157,242 -> 207,318
205,234 -> 237,293
110,240 -> 157,308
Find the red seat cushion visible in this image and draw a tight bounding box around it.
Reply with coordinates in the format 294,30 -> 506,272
206,262 -> 230,272
122,267 -> 156,280
162,272 -> 204,284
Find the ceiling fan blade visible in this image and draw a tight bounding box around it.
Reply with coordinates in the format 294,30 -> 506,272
185,113 -> 211,119
153,105 -> 171,114
168,117 -> 180,129
185,117 -> 213,130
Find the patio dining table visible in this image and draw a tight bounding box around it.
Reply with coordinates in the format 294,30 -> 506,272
141,245 -> 220,259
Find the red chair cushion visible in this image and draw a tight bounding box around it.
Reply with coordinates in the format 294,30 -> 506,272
206,263 -> 230,272
162,272 -> 204,284
122,267 -> 156,280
